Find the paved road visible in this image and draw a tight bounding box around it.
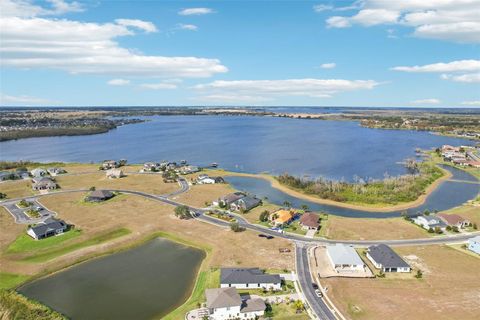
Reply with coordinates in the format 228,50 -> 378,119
296,244 -> 336,320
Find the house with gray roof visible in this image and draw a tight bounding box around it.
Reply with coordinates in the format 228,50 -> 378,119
86,190 -> 114,202
220,267 -> 281,290
230,196 -> 262,212
326,244 -> 365,272
27,218 -> 68,240
30,168 -> 48,178
412,214 -> 447,231
217,192 -> 246,207
32,177 -> 57,191
205,287 -> 265,320
367,244 -> 411,273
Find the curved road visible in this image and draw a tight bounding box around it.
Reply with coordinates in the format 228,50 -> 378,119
2,181 -> 479,320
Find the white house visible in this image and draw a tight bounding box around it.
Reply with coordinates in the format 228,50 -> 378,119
106,169 -> 124,179
326,244 -> 365,272
468,236 -> 480,255
412,215 -> 447,231
366,244 -> 411,273
220,268 -> 281,291
205,287 -> 265,320
30,168 -> 47,178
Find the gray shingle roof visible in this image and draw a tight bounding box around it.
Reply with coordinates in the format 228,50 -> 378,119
29,218 -> 67,237
205,287 -> 242,309
235,196 -> 261,210
241,298 -> 266,312
220,268 -> 281,285
222,192 -> 245,204
88,190 -> 114,200
368,244 -> 410,269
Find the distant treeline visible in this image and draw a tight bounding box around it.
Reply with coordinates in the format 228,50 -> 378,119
0,126 -> 113,142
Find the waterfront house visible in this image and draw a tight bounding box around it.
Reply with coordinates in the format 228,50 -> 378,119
299,212 -> 320,230
27,218 -> 68,240
30,168 -> 47,178
366,244 -> 411,273
437,213 -> 470,229
197,175 -> 225,185
47,167 -> 66,176
86,190 -> 114,202
220,268 -> 281,291
218,192 -> 246,207
269,209 -> 294,227
106,169 -> 124,179
326,244 -> 365,272
468,236 -> 480,254
32,177 -> 57,191
0,171 -> 16,181
102,160 -> 118,170
230,196 -> 262,212
179,165 -> 200,175
205,287 -> 265,320
142,162 -> 161,172
412,215 -> 447,231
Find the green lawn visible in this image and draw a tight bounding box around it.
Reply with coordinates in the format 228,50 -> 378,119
7,229 -> 82,254
270,302 -> 310,320
0,273 -> 30,290
163,268 -> 220,320
20,228 -> 131,263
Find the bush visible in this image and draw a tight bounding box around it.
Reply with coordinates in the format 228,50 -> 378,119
89,186 -> 96,191
174,205 -> 191,219
230,221 -> 245,232
415,270 -> 423,279
259,210 -> 270,222
0,192 -> 6,199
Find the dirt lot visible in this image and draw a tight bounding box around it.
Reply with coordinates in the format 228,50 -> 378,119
319,216 -> 428,240
0,192 -> 294,277
323,245 -> 480,320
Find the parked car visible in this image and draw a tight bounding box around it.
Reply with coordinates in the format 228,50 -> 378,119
315,289 -> 323,298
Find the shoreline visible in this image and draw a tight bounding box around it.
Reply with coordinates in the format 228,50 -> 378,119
223,165 -> 454,213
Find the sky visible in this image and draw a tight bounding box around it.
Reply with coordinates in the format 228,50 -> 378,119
0,0 -> 479,107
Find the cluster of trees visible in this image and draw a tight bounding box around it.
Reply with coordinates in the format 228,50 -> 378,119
230,221 -> 245,232
276,162 -> 443,205
174,205 -> 191,219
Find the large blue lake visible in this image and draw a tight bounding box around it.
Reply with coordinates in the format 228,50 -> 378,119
0,115 -> 473,180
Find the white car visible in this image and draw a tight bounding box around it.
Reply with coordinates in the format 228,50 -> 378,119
315,289 -> 323,298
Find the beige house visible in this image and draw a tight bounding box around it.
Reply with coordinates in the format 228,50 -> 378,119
106,169 -> 124,179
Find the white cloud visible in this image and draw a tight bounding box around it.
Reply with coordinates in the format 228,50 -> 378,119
0,93 -> 53,105
319,62 -> 336,69
411,98 -> 441,105
0,0 -> 83,17
461,100 -> 480,106
392,60 -> 480,73
194,78 -> 379,101
324,0 -> 480,43
178,8 -> 214,16
139,83 -> 178,90
107,78 -> 130,86
392,60 -> 480,83
0,6 -> 228,78
313,4 -> 334,13
115,19 -> 158,33
177,23 -> 198,31
195,94 -> 274,103
441,73 -> 480,83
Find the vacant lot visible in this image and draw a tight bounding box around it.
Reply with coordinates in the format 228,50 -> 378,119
319,215 -> 428,240
1,191 -> 294,280
323,245 -> 480,320
0,180 -> 34,199
175,183 -> 233,207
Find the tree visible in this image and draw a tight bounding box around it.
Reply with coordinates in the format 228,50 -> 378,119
434,226 -> 442,234
259,210 -> 270,222
230,221 -> 245,232
423,209 -> 430,216
264,303 -> 273,317
292,300 -> 304,313
415,270 -> 423,279
174,205 -> 190,219
446,225 -> 452,231
0,192 -> 6,199
452,226 -> 459,233
283,200 -> 292,208
300,204 -> 309,212
89,186 -> 96,191
428,227 -> 434,233
473,223 -> 478,230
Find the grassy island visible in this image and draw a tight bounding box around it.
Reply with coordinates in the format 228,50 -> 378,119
276,162 -> 444,205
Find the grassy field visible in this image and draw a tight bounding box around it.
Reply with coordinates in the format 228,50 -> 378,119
0,290 -> 66,320
20,228 -> 130,263
270,302 -> 310,320
7,230 -> 82,254
0,273 -> 30,290
324,245 -> 480,320
318,215 -> 428,240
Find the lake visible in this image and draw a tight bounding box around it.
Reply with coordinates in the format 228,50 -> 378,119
225,165 -> 480,218
0,115 -> 473,180
18,238 -> 205,320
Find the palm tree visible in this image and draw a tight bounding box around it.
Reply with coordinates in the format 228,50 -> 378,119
283,200 -> 292,208
300,204 -> 309,212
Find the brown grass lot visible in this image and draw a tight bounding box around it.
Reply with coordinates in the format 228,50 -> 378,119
319,216 -> 428,240
0,191 -> 294,278
324,245 -> 480,320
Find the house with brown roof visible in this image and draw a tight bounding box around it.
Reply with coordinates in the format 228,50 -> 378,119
437,213 -> 470,229
299,212 -> 320,230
